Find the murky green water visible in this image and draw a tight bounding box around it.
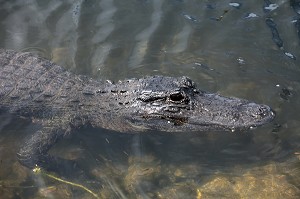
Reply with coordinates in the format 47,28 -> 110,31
1,0 -> 300,198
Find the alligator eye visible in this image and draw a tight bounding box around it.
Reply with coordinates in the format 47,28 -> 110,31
170,92 -> 185,102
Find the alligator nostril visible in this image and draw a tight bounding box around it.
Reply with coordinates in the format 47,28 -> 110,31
258,107 -> 266,116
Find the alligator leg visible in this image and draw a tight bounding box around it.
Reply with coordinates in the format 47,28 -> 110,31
18,128 -> 62,170
17,119 -> 74,172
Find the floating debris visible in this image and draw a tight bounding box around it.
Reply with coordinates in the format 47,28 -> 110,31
264,3 -> 278,12
237,57 -> 245,65
245,13 -> 259,19
211,10 -> 230,21
229,2 -> 241,9
266,18 -> 296,60
284,52 -> 296,60
266,18 -> 283,48
182,13 -> 198,22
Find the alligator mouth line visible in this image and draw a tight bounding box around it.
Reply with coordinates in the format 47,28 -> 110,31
141,114 -> 237,131
142,114 -> 188,126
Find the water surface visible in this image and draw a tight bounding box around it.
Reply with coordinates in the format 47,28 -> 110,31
0,0 -> 300,198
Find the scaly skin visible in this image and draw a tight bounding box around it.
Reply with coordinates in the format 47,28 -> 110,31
0,49 -> 275,170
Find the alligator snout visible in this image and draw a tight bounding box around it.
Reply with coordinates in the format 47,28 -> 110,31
255,105 -> 275,119
245,103 -> 275,119
237,103 -> 275,129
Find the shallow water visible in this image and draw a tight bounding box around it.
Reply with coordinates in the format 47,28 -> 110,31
0,0 -> 300,198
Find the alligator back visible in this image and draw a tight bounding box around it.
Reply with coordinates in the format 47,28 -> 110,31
0,49 -> 86,118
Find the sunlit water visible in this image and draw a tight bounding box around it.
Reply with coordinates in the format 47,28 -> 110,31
0,0 -> 300,198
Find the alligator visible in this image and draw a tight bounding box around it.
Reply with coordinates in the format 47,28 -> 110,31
0,49 -> 275,171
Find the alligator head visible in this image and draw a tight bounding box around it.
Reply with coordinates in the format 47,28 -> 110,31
121,76 -> 275,132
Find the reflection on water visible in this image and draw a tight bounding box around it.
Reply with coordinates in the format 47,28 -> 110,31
0,0 -> 300,198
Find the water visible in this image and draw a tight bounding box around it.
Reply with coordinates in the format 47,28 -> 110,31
0,0 -> 300,198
